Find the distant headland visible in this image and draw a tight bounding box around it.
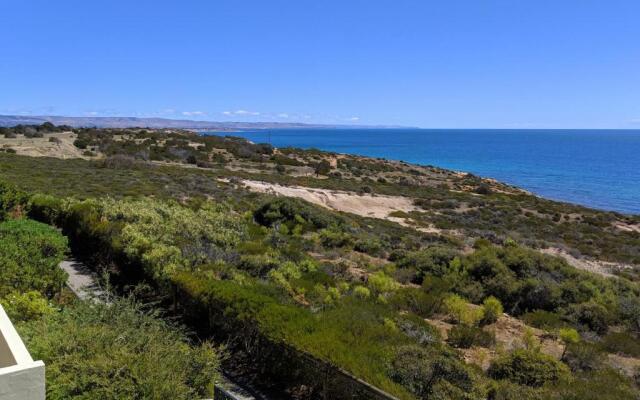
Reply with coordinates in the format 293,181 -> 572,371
0,114 -> 412,131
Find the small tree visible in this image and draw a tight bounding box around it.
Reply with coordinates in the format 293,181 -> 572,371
559,327 -> 580,360
314,160 -> 331,176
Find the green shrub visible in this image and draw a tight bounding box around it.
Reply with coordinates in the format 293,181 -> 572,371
73,138 -> 89,149
481,296 -> 504,325
599,332 -> 640,357
0,219 -> 68,298
0,291 -> 55,322
559,328 -> 580,358
270,154 -> 304,166
447,324 -> 495,348
18,298 -> 219,400
368,271 -> 399,295
318,228 -> 354,248
522,310 -> 566,330
388,345 -> 478,399
390,287 -> 443,318
566,302 -> 611,334
353,285 -> 371,299
314,160 -> 331,176
444,294 -> 484,326
254,197 -> 342,232
563,342 -> 605,372
488,349 -> 569,387
396,246 -> 458,280
28,193 -> 65,224
0,181 -> 29,219
354,238 -> 384,256
542,369 -> 638,400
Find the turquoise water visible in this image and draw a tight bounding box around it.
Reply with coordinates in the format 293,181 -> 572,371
204,129 -> 640,215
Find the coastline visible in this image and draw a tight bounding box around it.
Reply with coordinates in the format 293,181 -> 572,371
210,129 -> 640,215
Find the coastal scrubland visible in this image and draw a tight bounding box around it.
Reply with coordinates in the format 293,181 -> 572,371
0,216 -> 219,399
1,123 -> 640,399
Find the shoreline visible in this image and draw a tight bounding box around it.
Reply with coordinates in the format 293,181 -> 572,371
198,129 -> 640,217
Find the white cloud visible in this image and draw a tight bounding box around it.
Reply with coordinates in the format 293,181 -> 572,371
182,111 -> 206,116
222,109 -> 261,116
236,109 -> 260,116
349,116 -> 360,122
277,113 -> 289,118
85,111 -> 99,116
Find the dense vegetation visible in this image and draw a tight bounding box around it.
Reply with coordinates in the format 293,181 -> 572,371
1,125 -> 640,399
0,201 -> 220,399
19,298 -> 218,399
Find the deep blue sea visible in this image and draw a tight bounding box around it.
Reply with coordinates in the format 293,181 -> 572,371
204,129 -> 640,215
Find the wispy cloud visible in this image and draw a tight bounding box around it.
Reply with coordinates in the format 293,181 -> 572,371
222,109 -> 261,116
349,116 -> 360,122
182,111 -> 207,117
277,113 -> 289,118
630,118 -> 640,124
84,111 -> 99,116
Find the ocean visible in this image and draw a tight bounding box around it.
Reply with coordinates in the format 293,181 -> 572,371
203,129 -> 640,215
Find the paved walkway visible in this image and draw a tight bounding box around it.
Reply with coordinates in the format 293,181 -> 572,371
58,259 -> 259,400
59,259 -> 106,301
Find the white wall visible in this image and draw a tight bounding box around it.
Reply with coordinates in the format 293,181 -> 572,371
0,305 -> 45,400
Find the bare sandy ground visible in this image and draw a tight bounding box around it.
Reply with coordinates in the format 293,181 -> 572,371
427,311 -> 563,371
541,247 -> 632,278
239,179 -> 418,219
233,179 -> 636,279
0,132 -> 88,159
614,221 -> 640,234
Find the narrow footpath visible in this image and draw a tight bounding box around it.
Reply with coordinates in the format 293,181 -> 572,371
58,258 -> 262,400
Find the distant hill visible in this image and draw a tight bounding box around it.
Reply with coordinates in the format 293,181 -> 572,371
0,115 -> 410,130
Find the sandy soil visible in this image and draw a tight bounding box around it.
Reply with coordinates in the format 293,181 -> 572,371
541,247 -> 632,278
236,179 -> 634,279
0,132 -> 88,159
427,312 -> 564,371
239,179 -> 418,220
614,221 -> 640,234
608,354 -> 640,377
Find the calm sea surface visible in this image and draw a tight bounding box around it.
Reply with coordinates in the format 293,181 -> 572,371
203,129 -> 640,215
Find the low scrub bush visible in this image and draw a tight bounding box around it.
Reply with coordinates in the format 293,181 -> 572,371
488,349 -> 569,387
599,332 -> 640,357
254,197 -> 343,233
447,324 -> 495,348
388,345 -> 480,399
522,310 -> 566,330
18,298 -> 219,400
481,296 -> 504,325
563,341 -> 605,372
0,219 -> 68,298
444,294 -> 484,325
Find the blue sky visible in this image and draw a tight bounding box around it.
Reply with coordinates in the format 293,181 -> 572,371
2,1 -> 639,128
